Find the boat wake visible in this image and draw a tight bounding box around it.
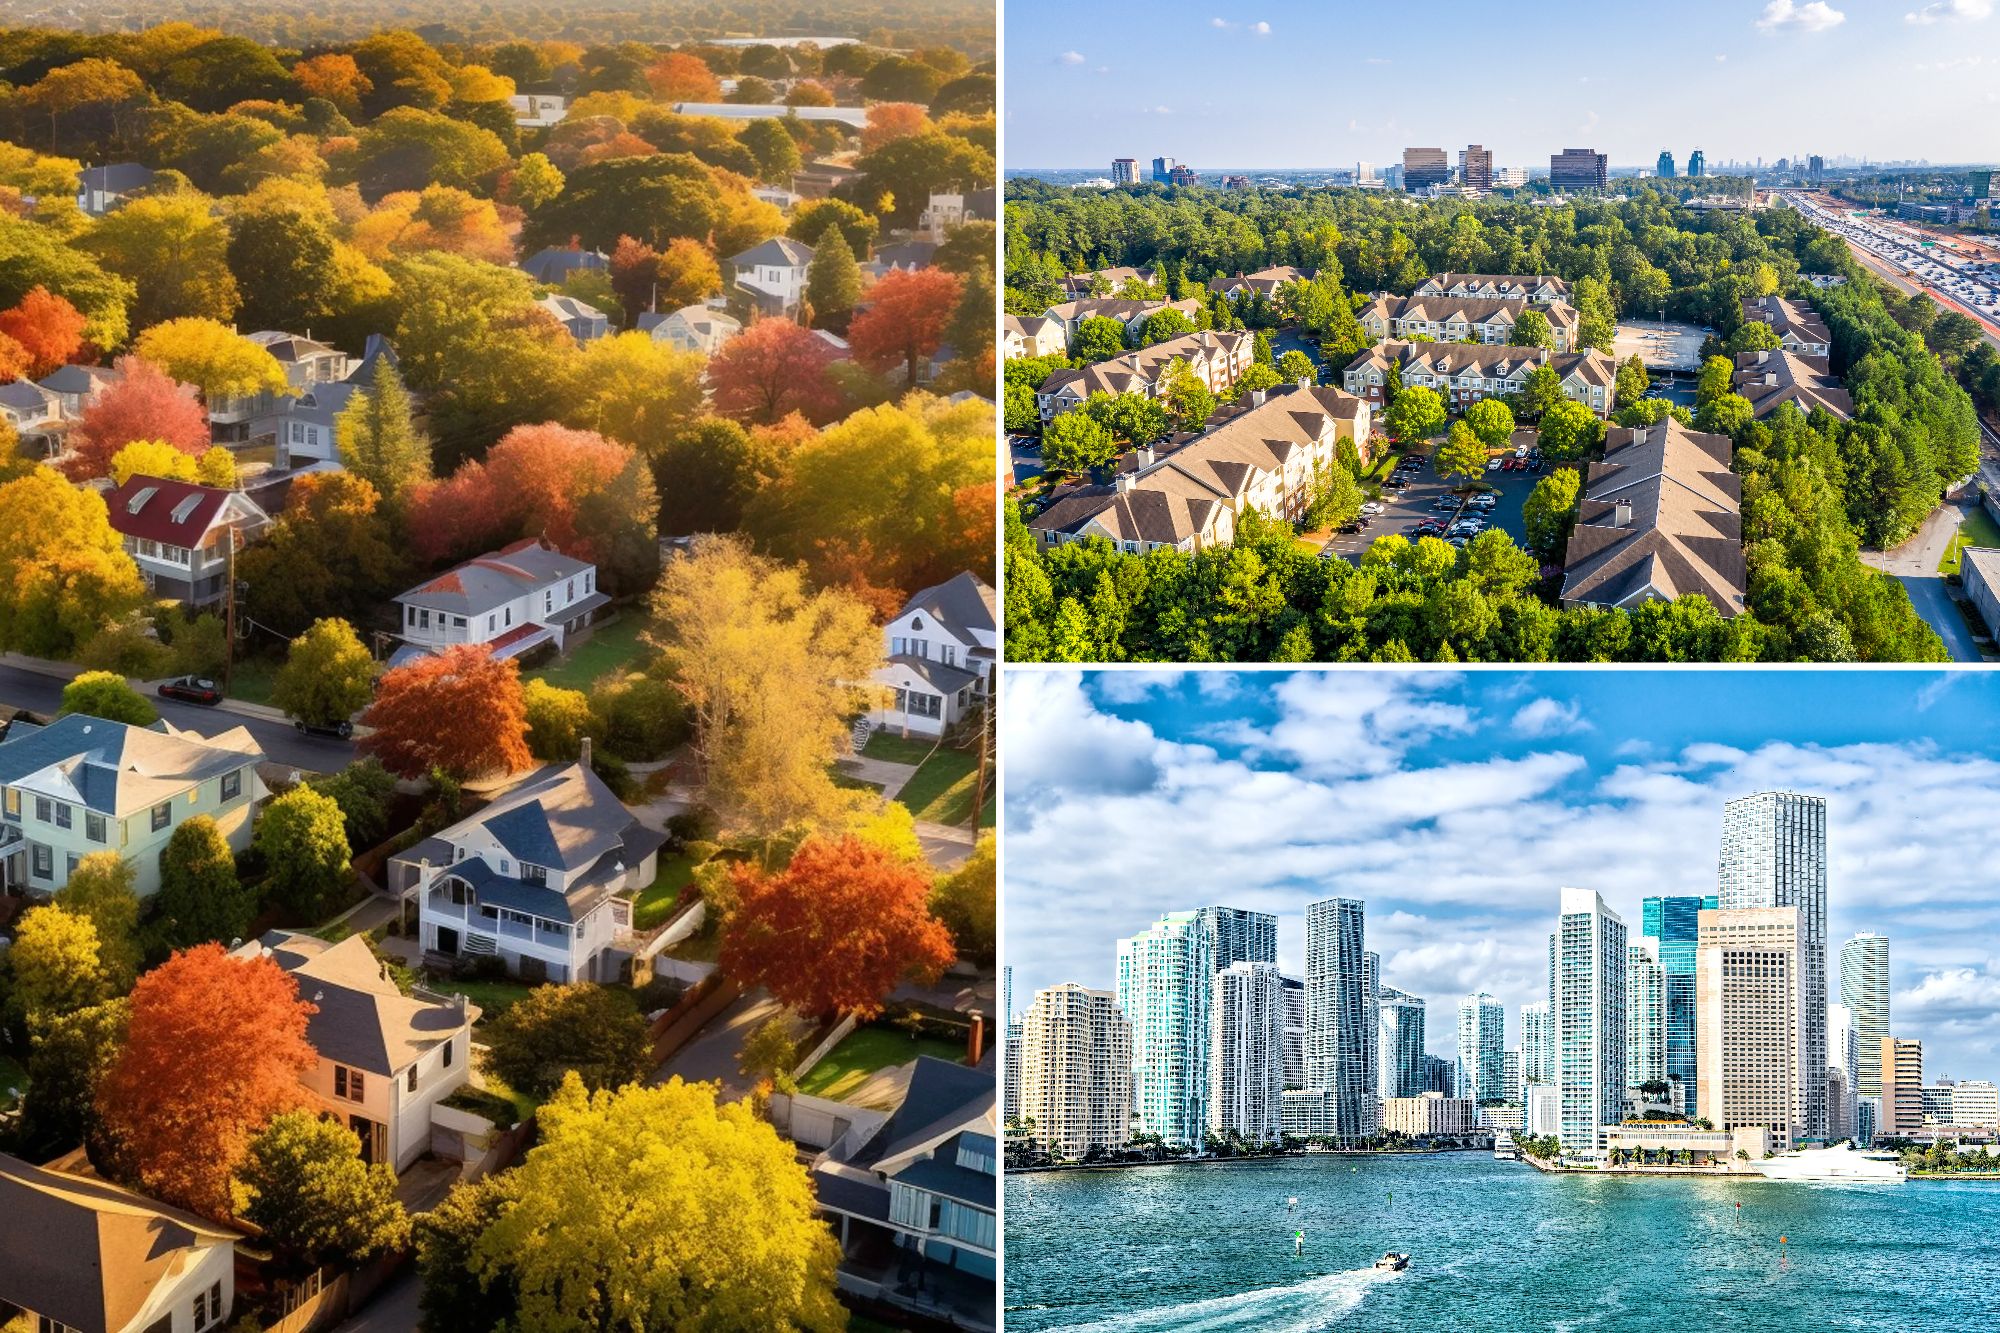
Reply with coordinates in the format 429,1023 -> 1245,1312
1060,1265 -> 1399,1333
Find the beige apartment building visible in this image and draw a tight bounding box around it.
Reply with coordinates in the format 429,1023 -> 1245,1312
1381,1091 -> 1474,1137
1695,906 -> 1804,1149
1018,983 -> 1133,1160
1881,1037 -> 1924,1138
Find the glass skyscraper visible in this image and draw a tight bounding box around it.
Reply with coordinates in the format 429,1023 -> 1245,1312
1642,893 -> 1718,1114
1378,986 -> 1427,1100
1555,887 -> 1627,1155
1305,897 -> 1370,1140
1457,992 -> 1505,1104
1116,911 -> 1213,1148
1197,906 -> 1278,972
1840,932 -> 1890,1099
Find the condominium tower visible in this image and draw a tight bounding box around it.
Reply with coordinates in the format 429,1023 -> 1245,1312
1111,157 -> 1138,186
1881,1037 -> 1923,1138
1457,992 -> 1506,1104
1304,897 -> 1371,1139
1626,941 -> 1666,1093
1828,1002 -> 1858,1142
1521,1000 -> 1553,1086
1718,791 -> 1828,1140
1363,952 -> 1381,1133
1553,888 -> 1627,1154
1018,984 -> 1133,1160
1378,986 -> 1427,1101
1116,911 -> 1213,1147
1199,907 -> 1278,972
1209,961 -> 1286,1146
1695,906 -> 1805,1148
1281,974 -> 1306,1089
1642,895 -> 1718,1117
1840,932 -> 1890,1098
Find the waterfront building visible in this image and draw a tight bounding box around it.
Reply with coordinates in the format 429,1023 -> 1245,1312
1657,149 -> 1676,179
1111,157 -> 1137,186
1921,1083 -> 1956,1127
1281,1088 -> 1333,1138
1602,1124 -> 1768,1165
1003,967 -> 1017,1121
1642,894 -> 1717,1116
1554,888 -> 1628,1155
1403,147 -> 1449,191
1696,906 -> 1804,1149
1378,985 -> 1426,1101
1526,1082 -> 1562,1137
1209,961 -> 1286,1146
1550,147 -> 1608,191
1363,951 -> 1381,1134
1018,984 -> 1133,1160
1840,933 -> 1890,1098
1282,974 -> 1306,1089
1460,144 -> 1494,190
1199,907 -> 1278,971
1382,1091 -> 1474,1137
1829,1002 -> 1859,1142
1116,912 -> 1213,1148
1857,1096 -> 1879,1147
1457,992 -> 1506,1104
1521,1000 -> 1554,1086
1881,1038 -> 1924,1140
1504,1049 -> 1523,1103
1478,1102 -> 1525,1132
1627,941 -> 1666,1092
1952,1080 -> 2000,1129
1422,1053 -> 1455,1095
1305,898 -> 1371,1139
1718,792 -> 1828,1140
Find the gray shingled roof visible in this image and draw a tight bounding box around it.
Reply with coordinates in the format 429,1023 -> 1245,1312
0,713 -> 261,817
729,236 -> 814,269
899,570 -> 995,637
396,541 -> 594,617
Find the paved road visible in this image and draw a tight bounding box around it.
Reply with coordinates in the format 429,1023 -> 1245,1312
0,663 -> 356,772
327,1269 -> 421,1333
1899,575 -> 1982,662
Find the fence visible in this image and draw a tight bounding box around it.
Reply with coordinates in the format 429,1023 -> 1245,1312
259,1253 -> 404,1333
768,1089 -> 892,1155
648,972 -> 745,1065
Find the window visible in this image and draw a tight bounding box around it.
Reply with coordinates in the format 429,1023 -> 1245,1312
522,863 -> 546,883
221,769 -> 241,801
544,590 -> 554,614
191,1279 -> 224,1331
39,1316 -> 82,1333
65,853 -> 77,878
1,788 -> 15,820
151,801 -> 171,832
417,608 -> 431,630
444,1039 -> 455,1067
408,1064 -> 419,1092
85,813 -> 105,843
53,803 -> 71,830
32,844 -> 51,879
487,614 -> 497,632
334,1066 -> 366,1102
34,795 -> 49,823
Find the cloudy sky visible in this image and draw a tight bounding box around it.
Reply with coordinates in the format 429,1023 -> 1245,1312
1006,0 -> 2000,170
1003,668 -> 2000,1079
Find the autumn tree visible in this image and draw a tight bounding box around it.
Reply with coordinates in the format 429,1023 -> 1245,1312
53,853 -> 140,992
238,1111 -> 411,1267
647,537 -> 882,833
707,318 -> 843,425
59,670 -> 157,726
97,944 -> 316,1220
523,679 -> 599,761
334,361 -> 431,501
787,198 -> 878,258
644,52 -> 721,101
739,118 -> 801,183
293,53 -> 372,116
350,186 -> 512,264
651,415 -> 793,535
0,286 -> 85,378
133,317 -> 290,401
482,984 -> 651,1097
805,226 -> 862,327
64,356 -> 213,482
562,333 -> 706,464
237,472 -> 405,636
109,439 -> 234,488
353,107 -> 510,198
930,832 -> 995,966
0,470 -> 145,657
723,835 -> 954,1018
151,816 -> 256,952
847,267 -> 963,387
508,151 -> 566,210
83,196 -> 241,326
254,786 -> 352,918
271,618 -> 376,729
6,905 -> 112,1027
360,644 -> 532,780
861,102 -> 929,153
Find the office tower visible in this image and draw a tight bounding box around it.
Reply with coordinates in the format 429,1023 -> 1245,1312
1656,149 -> 1676,179
1554,888 -> 1627,1155
1210,961 -> 1286,1146
1493,166 -> 1530,188
1719,792 -> 1828,1140
1840,933 -> 1890,1098
1150,156 -> 1174,184
1881,1038 -> 1922,1137
1696,906 -> 1805,1148
1952,1079 -> 1999,1129
1378,986 -> 1427,1100
1019,984 -> 1133,1160
1363,951 -> 1380,1133
1856,1096 -> 1879,1147
1460,144 -> 1493,190
1281,974 -> 1306,1089
1921,1083 -> 1955,1126
1422,1053 -> 1455,1095
1626,941 -> 1666,1092
1003,966 -> 1014,1026
1198,907 -> 1278,972
1305,898 -> 1369,1139
1355,160 -> 1376,184
1521,1001 -> 1553,1085
1550,148 -> 1608,191
1642,895 -> 1719,1116
1111,157 -> 1138,186
1403,147 -> 1449,191
1504,1049 -> 1523,1103
1808,154 -> 1824,185
1456,993 -> 1505,1104
1116,911 -> 1212,1147
1688,148 -> 1706,178
1829,1002 -> 1859,1142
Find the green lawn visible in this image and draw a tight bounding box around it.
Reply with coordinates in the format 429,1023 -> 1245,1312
0,1054 -> 25,1112
1939,507 -> 2000,576
427,976 -> 537,1025
524,616 -> 649,692
796,1025 -> 968,1101
897,746 -> 992,828
627,853 -> 699,931
224,656 -> 280,708
862,731 -> 938,765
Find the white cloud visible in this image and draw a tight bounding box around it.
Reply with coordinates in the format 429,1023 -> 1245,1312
1907,0 -> 1992,23
1366,56 -> 1391,65
1057,50 -> 1086,64
1093,671 -> 1189,704
1231,671 -> 1473,776
1917,674 -> 1966,710
1211,16 -> 1231,27
1716,53 -> 1730,61
1756,0 -> 1847,31
1511,697 -> 1590,738
1251,20 -> 1272,35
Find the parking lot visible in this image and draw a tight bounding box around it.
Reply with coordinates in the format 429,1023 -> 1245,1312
1319,431 -> 1545,563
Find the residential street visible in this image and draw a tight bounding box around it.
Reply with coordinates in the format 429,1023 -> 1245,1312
650,989 -> 807,1101
1899,576 -> 1982,662
1857,497 -> 1987,661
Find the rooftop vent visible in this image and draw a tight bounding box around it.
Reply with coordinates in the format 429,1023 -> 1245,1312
127,486 -> 157,514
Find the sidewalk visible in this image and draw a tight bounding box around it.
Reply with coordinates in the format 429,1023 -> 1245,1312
0,651 -> 337,730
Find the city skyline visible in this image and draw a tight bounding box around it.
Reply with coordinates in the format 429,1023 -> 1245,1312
1004,669 -> 2000,1078
1005,0 -> 2000,168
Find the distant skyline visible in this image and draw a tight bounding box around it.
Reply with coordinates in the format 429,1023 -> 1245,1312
1003,669 -> 2000,1080
1004,0 -> 2000,170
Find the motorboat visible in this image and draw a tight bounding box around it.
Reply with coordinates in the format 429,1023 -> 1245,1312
1374,1252 -> 1409,1272
1752,1143 -> 1906,1182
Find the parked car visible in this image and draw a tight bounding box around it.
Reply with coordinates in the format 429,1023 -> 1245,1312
293,718 -> 355,740
1486,458 -> 1504,471
1360,502 -> 1384,515
158,676 -> 222,705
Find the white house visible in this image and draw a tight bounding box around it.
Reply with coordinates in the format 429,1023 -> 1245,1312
104,475 -> 270,607
637,304 -> 743,356
209,330 -> 349,444
392,756 -> 667,984
75,162 -> 156,216
535,293 -> 610,344
870,572 -> 996,738
0,713 -> 267,899
388,538 -> 609,670
727,236 -> 815,318
507,93 -> 569,128
0,1153 -> 237,1333
234,930 -> 480,1172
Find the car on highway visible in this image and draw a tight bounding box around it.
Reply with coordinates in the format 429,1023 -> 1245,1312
293,717 -> 355,740
158,676 -> 222,705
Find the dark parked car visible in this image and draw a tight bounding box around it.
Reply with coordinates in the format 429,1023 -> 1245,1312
158,676 -> 222,705
293,718 -> 354,740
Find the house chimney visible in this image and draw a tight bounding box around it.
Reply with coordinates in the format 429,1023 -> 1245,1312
1294,376 -> 1311,390
1114,471 -> 1138,494
1251,388 -> 1267,407
1613,499 -> 1634,528
580,734 -> 593,769
1137,444 -> 1155,466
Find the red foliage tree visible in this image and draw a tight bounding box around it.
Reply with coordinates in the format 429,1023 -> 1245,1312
608,234 -> 660,320
860,102 -> 928,153
0,331 -> 29,383
64,355 -> 212,482
402,423 -> 641,566
846,268 -> 964,389
0,286 -> 86,378
720,835 -> 956,1020
359,643 -> 533,779
707,320 -> 844,426
95,943 -> 317,1220
644,51 -> 721,101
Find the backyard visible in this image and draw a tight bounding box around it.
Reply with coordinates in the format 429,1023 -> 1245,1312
1939,506 -> 2000,576
862,731 -> 992,827
625,852 -> 701,931
524,615 -> 649,691
796,1023 -> 969,1103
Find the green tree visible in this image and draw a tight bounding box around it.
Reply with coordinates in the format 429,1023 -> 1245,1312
523,679 -> 599,761
1234,362 -> 1282,399
1303,459 -> 1364,530
334,362 -> 431,502
1081,391 -> 1168,445
1523,466 -> 1584,558
227,205 -> 348,335
1536,399 -> 1606,463
1139,308 -> 1195,345
1613,355 -> 1650,411
739,118 -> 802,183
1464,398 -> 1515,450
1040,410 -> 1118,475
254,787 -> 352,917
738,1014 -> 800,1089
1724,321 -> 1782,356
1157,358 -> 1215,432
238,1110 -> 411,1266
271,619 -> 376,729
1572,275 -> 1618,352
416,1175 -> 517,1333
929,832 -> 995,966
804,225 -> 862,325
151,816 -> 255,951
1509,308 -> 1554,348
1381,385 -> 1445,443
1070,315 -> 1127,362
1695,355 -> 1734,407
58,671 -> 155,726
307,758 -> 399,851
1276,349 -> 1318,384
482,984 -> 651,1097
53,853 -> 139,992
18,997 -> 127,1158
1434,419 -> 1489,485
1695,392 -> 1756,438
1516,364 -> 1565,418
6,906 -> 110,1025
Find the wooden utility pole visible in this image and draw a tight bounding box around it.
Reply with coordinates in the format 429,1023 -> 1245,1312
222,531 -> 237,692
970,699 -> 990,833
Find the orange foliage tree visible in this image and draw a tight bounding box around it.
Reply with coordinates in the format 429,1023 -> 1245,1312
359,643 -> 532,779
846,268 -> 964,388
644,52 -> 721,102
707,320 -> 844,426
64,356 -> 213,482
402,422 -> 646,566
0,286 -> 85,377
294,53 -> 373,115
860,102 -> 929,153
720,835 -> 955,1020
95,943 -> 316,1220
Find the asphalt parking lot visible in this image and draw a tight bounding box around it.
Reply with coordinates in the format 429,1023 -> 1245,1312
1319,431 -> 1545,562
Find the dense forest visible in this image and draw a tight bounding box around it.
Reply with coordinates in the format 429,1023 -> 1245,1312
1004,182 -> 1979,662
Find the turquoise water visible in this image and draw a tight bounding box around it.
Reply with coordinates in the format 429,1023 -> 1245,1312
1004,1152 -> 2000,1330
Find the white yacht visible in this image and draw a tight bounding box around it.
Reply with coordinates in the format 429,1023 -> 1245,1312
1752,1143 -> 1906,1182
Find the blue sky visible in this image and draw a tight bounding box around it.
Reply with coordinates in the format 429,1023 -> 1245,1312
1003,668 -> 2000,1080
1004,0 -> 2000,169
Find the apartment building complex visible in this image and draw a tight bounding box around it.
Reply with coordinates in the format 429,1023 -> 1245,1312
1342,342 -> 1614,417
1305,897 -> 1373,1140
1382,1091 -> 1473,1137
1033,328 -> 1253,422
1740,295 -> 1833,358
1731,349 -> 1853,420
1413,273 -> 1572,304
1209,961 -> 1286,1145
1553,888 -> 1627,1155
1358,294 -> 1581,351
1018,984 -> 1133,1160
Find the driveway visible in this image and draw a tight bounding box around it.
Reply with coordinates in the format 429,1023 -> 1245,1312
1899,576 -> 1983,662
650,989 -> 810,1102
328,1269 -> 421,1333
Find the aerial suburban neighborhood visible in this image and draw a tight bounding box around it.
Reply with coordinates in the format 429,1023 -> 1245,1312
0,4 -> 996,1330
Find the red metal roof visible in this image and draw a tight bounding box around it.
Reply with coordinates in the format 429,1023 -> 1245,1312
103,475 -> 231,547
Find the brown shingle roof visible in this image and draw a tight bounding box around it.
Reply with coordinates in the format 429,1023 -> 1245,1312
1730,349 -> 1853,419
1561,418 -> 1745,616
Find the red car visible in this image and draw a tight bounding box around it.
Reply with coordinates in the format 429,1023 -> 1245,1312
158,675 -> 222,705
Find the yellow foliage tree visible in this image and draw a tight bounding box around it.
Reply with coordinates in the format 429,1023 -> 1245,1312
109,439 -> 201,486
0,468 -> 145,658
349,186 -> 512,264
562,331 -> 706,461
133,318 -> 290,400
7,904 -> 111,1024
